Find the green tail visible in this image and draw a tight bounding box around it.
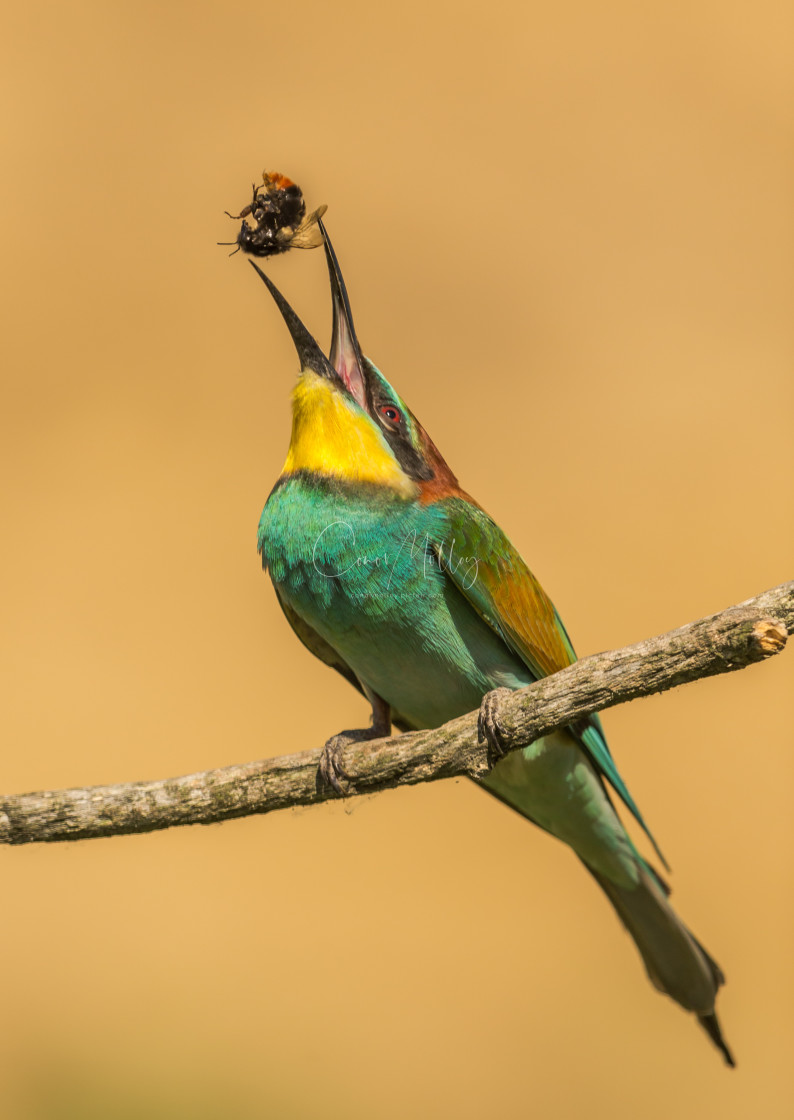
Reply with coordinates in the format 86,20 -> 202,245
585,860 -> 735,1067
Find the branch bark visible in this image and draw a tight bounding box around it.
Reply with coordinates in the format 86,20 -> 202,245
1,581 -> 791,847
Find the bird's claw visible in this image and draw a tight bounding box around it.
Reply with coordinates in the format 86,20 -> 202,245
319,730 -> 365,795
478,688 -> 513,764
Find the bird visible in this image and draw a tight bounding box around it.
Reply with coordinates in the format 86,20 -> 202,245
250,221 -> 734,1067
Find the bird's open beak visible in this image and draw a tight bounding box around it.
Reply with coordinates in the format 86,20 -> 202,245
249,223 -> 368,409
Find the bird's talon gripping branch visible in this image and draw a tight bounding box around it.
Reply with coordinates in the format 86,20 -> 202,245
319,734 -> 352,794
318,732 -> 361,794
477,687 -> 513,763
318,694 -> 392,795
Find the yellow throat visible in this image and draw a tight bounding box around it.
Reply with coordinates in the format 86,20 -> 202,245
282,371 -> 415,495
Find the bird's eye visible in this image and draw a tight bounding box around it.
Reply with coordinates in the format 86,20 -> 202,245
379,404 -> 401,424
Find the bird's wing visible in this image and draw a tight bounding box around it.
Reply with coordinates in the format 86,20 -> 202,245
435,496 -> 666,867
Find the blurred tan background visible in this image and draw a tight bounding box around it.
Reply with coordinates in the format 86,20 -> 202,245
1,1 -> 792,1116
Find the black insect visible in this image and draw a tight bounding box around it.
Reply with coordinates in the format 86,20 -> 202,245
221,172 -> 327,257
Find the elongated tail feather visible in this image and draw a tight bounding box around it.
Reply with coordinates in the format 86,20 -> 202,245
584,860 -> 735,1066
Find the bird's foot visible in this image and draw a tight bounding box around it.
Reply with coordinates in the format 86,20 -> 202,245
477,688 -> 513,765
319,727 -> 381,795
319,693 -> 392,796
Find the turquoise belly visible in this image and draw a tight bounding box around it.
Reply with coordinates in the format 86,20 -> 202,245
258,474 -> 533,728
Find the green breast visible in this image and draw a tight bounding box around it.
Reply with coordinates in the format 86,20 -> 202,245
258,472 -> 532,727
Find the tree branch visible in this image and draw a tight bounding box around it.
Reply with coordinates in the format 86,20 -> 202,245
1,582 -> 790,847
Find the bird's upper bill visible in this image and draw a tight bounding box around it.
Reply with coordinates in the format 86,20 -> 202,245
248,220 -> 367,410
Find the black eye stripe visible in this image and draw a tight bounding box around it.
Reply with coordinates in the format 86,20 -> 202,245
363,364 -> 434,482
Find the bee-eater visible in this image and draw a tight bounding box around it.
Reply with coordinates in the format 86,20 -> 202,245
252,224 -> 734,1066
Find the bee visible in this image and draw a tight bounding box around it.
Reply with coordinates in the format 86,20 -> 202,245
221,172 -> 327,257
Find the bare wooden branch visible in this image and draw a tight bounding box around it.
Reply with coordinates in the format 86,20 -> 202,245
1,581 -> 790,847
